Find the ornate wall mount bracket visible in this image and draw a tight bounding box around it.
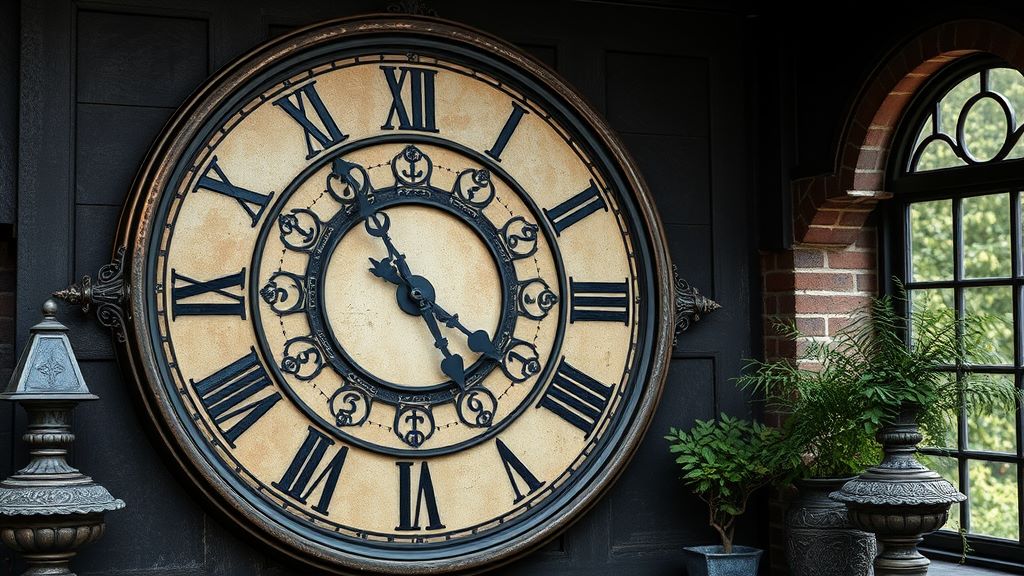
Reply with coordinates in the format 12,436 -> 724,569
53,246 -> 129,343
673,265 -> 720,346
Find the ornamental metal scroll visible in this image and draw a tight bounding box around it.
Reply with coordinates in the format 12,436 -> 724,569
672,265 -> 720,346
53,246 -> 129,343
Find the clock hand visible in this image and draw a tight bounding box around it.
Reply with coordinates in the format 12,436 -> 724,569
367,257 -> 501,361
410,285 -> 467,389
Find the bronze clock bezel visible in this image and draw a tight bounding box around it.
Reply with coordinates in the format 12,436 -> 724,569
113,14 -> 674,575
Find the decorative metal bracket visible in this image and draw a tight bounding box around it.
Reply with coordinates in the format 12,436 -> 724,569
387,0 -> 438,16
673,265 -> 720,347
53,246 -> 129,343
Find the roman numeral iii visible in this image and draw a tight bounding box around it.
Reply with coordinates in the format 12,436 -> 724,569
273,80 -> 348,160
496,439 -> 544,504
544,180 -> 607,235
537,358 -> 613,437
194,157 -> 274,227
171,268 -> 246,319
273,426 -> 349,515
569,278 -> 630,324
395,461 -> 445,531
190,349 -> 281,448
380,65 -> 439,133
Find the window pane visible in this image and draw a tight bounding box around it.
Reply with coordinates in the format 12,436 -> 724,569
968,460 -> 1019,540
961,97 -> 1009,163
910,200 -> 953,281
922,455 -> 961,532
962,193 -> 1011,279
989,68 -> 1024,163
922,406 -> 959,450
913,74 -> 978,172
964,286 -> 1014,364
967,374 -> 1018,453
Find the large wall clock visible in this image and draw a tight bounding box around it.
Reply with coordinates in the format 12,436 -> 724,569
105,14 -> 673,574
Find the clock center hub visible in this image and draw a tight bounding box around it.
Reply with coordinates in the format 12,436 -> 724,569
321,203 -> 502,389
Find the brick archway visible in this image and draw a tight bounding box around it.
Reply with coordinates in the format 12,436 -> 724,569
794,19 -> 1024,247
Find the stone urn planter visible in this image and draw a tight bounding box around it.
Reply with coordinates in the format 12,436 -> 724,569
683,545 -> 763,576
787,477 -> 875,576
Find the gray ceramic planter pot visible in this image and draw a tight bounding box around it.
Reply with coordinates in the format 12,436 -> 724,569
683,545 -> 763,576
787,477 -> 876,576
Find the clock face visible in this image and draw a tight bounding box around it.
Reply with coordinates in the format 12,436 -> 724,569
123,16 -> 671,574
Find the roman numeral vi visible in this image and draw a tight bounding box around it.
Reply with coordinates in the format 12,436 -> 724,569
395,461 -> 445,531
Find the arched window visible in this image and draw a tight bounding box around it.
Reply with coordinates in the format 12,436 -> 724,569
887,54 -> 1024,564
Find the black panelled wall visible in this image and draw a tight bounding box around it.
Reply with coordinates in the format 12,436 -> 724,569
9,1 -> 759,574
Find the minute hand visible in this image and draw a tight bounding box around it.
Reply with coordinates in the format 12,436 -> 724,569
411,290 -> 466,389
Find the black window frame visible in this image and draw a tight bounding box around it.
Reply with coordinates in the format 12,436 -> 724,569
883,53 -> 1024,571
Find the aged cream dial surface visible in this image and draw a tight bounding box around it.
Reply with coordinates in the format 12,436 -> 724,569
122,15 -> 671,575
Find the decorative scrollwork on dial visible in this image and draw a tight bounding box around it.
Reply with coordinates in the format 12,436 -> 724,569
456,387 -> 496,428
260,271 -> 306,315
394,404 -> 435,448
500,216 -> 539,259
517,278 -> 558,320
278,208 -> 322,252
452,168 -> 495,208
326,157 -> 372,206
501,340 -> 541,383
280,336 -> 324,381
392,145 -> 432,188
328,384 -> 371,427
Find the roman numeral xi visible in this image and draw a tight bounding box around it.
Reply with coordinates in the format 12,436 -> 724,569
273,80 -> 348,160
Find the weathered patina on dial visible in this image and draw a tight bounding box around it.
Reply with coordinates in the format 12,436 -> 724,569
117,15 -> 672,575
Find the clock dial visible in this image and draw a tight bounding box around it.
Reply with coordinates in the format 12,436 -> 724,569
122,16 -> 671,575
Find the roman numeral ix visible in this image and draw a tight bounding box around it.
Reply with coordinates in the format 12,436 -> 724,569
273,426 -> 348,516
194,157 -> 274,227
537,358 -> 614,437
273,81 -> 348,160
380,65 -> 439,133
190,349 -> 281,448
171,268 -> 246,319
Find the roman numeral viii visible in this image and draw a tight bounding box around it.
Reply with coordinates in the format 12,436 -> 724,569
569,278 -> 630,324
171,268 -> 246,319
194,157 -> 274,227
380,66 -> 439,133
496,439 -> 543,504
190,349 -> 281,448
273,81 -> 348,160
396,461 -> 445,531
544,180 -> 607,236
537,359 -> 613,438
273,426 -> 349,516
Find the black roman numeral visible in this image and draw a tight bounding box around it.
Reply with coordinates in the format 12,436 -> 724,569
395,461 -> 445,531
496,439 -> 543,504
537,359 -> 613,438
190,349 -> 281,448
273,426 -> 348,515
194,157 -> 274,227
543,180 -> 607,236
273,81 -> 348,160
171,268 -> 246,319
380,66 -> 439,133
485,102 -> 528,161
569,278 -> 630,324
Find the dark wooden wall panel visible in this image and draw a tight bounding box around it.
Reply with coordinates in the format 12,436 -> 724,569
14,1 -> 760,574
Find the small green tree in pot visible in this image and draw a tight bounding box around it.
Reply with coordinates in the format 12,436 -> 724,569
666,414 -> 795,576
737,292 -> 1021,576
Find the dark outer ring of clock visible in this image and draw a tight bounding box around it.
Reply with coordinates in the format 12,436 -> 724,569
249,134 -> 569,457
305,182 -> 520,404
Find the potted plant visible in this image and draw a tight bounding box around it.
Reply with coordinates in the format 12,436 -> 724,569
738,292 -> 1021,576
665,414 -> 794,576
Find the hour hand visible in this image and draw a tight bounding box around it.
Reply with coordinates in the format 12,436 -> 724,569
368,256 -> 404,285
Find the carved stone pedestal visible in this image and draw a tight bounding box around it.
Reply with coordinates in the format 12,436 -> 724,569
831,407 -> 963,576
